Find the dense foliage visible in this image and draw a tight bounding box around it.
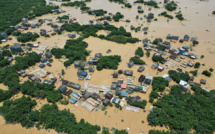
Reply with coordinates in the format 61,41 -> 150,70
88,9 -> 107,16
0,0 -> 58,32
17,33 -> 40,43
189,70 -> 198,76
0,97 -> 101,133
130,57 -> 145,65
147,85 -> 215,133
144,1 -> 159,8
165,1 -> 177,11
168,70 -> 190,83
175,14 -> 184,21
149,130 -> 178,134
135,47 -> 144,57
97,55 -> 121,70
149,91 -> 159,103
20,80 -> 62,103
152,77 -> 169,92
113,12 -> 124,22
127,99 -> 147,109
160,12 -> 173,19
0,53 -> 41,102
213,11 -> 215,15
194,62 -> 200,68
152,55 -> 165,62
202,70 -> 212,77
62,23 -> 139,44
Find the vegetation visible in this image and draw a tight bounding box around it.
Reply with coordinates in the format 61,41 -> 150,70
160,12 -> 173,19
209,68 -> 214,72
118,70 -> 123,74
109,0 -> 132,8
134,0 -> 144,4
144,1 -> 159,8
149,130 -> 178,134
0,97 -> 101,133
213,11 -> 215,15
135,47 -> 144,57
127,100 -> 147,109
138,10 -> 144,13
146,50 -> 150,58
152,55 -> 165,62
88,9 -> 107,16
152,77 -> 169,92
189,70 -> 198,76
175,13 -> 184,21
60,99 -> 69,105
147,85 -> 215,133
149,91 -> 159,103
0,0 -> 58,32
156,46 -> 166,51
115,103 -> 122,110
12,31 -> 21,36
17,33 -> 40,43
168,70 -> 190,83
130,57 -> 145,65
194,62 -> 200,68
113,12 -> 124,22
165,1 -> 177,11
58,15 -> 69,21
97,55 -> 121,71
63,23 -> 139,44
202,70 -> 212,77
20,81 -> 62,103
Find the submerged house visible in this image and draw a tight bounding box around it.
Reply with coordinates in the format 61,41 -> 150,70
128,61 -> 134,68
10,43 -> 21,52
124,70 -> 133,76
179,80 -> 190,92
184,34 -> 190,41
58,85 -> 67,93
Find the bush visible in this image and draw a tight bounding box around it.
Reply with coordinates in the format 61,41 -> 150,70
130,57 -> 145,65
127,100 -> 147,109
160,11 -> 173,19
60,99 -> 69,105
149,97 -> 154,103
194,62 -> 200,68
202,70 -> 211,77
17,33 -> 40,43
97,55 -> 121,71
165,1 -> 177,11
152,77 -> 169,92
146,50 -> 150,58
12,31 -> 21,36
168,70 -> 190,83
213,11 -> 215,15
135,47 -> 144,57
190,70 -> 198,76
209,68 -> 214,72
118,70 -> 123,74
152,55 -> 164,62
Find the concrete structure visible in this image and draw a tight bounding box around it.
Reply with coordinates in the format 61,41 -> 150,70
179,80 -> 190,92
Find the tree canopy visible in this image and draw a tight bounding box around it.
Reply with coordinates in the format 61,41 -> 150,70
152,77 -> 169,92
147,85 -> 215,133
97,55 -> 121,71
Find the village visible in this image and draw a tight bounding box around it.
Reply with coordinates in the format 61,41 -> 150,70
0,0 -> 215,134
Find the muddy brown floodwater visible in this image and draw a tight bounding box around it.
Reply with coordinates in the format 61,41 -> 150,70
0,0 -> 215,134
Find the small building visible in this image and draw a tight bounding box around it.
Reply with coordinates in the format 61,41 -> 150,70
10,43 -> 21,52
91,93 -> 100,100
137,6 -> 142,9
80,71 -> 88,77
162,74 -> 172,82
138,66 -> 145,72
58,84 -> 67,93
112,97 -> 120,104
144,73 -> 152,85
68,34 -> 76,38
138,75 -> 145,82
103,99 -> 110,106
0,32 -> 8,39
184,34 -> 190,41
74,61 -> 85,68
105,92 -> 113,100
121,83 -> 127,89
126,19 -> 130,23
136,15 -> 139,19
128,61 -> 134,68
40,58 -> 48,63
179,80 -> 190,92
111,82 -> 117,90
39,64 -> 45,68
113,71 -> 118,78
83,92 -> 91,99
151,63 -> 159,70
70,98 -> 77,104
115,87 -> 122,96
124,70 -> 133,76
88,57 -> 98,65
45,52 -> 52,58
179,39 -> 184,43
188,81 -> 201,88
130,25 -> 135,30
157,66 -> 164,72
121,91 -> 128,97
5,57 -> 13,62
200,79 -> 206,84
89,65 -> 95,72
95,53 -> 102,58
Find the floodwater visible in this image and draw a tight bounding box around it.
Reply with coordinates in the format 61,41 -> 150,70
0,0 -> 215,133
